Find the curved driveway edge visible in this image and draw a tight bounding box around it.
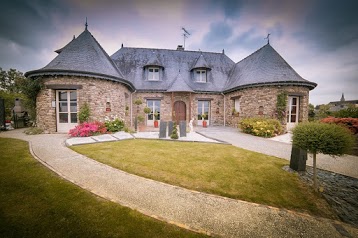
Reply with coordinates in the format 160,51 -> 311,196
1,129 -> 358,238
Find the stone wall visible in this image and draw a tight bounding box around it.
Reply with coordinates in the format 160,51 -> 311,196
225,85 -> 310,127
36,77 -> 311,133
132,92 -> 224,126
37,76 -> 131,133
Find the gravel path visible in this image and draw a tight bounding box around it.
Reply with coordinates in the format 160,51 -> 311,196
1,129 -> 358,237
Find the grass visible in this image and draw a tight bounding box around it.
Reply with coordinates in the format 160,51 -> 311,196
0,138 -> 207,238
71,139 -> 336,219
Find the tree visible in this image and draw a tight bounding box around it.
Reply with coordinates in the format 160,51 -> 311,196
0,67 -> 43,121
292,122 -> 355,191
315,104 -> 331,120
308,103 -> 315,121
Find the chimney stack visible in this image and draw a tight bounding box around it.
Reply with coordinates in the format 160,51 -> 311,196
177,45 -> 184,51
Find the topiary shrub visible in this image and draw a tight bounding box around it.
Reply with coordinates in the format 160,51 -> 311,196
320,117 -> 358,134
292,122 -> 355,191
239,117 -> 283,138
170,122 -> 179,139
78,102 -> 91,123
69,121 -> 107,137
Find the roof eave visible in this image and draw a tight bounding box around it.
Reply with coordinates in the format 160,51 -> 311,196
25,69 -> 135,91
223,81 -> 317,94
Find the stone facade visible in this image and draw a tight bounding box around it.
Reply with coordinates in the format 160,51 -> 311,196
36,75 -> 310,133
131,92 -> 224,127
37,76 -> 131,133
225,85 -> 310,127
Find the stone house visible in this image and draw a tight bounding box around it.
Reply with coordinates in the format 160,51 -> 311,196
25,25 -> 317,133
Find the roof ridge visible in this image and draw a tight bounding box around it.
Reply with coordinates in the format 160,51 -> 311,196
121,46 -> 224,55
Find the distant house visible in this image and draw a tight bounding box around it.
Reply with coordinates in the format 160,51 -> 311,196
328,94 -> 358,112
25,24 -> 317,133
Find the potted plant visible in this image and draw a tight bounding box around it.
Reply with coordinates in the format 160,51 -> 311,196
201,113 -> 207,128
154,110 -> 159,128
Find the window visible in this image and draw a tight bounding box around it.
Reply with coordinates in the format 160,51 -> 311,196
195,70 -> 207,82
146,99 -> 161,123
197,100 -> 210,125
234,98 -> 240,112
148,67 -> 159,81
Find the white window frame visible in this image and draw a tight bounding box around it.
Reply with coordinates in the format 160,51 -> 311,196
234,98 -> 241,112
146,99 -> 161,126
197,100 -> 210,126
148,67 -> 159,81
195,69 -> 207,83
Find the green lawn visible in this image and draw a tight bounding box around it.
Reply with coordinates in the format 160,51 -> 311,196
0,138 -> 207,238
71,139 -> 336,219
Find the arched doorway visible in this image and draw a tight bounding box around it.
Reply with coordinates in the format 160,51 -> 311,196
173,101 -> 186,123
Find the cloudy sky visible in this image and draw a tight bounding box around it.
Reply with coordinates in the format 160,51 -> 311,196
0,0 -> 357,105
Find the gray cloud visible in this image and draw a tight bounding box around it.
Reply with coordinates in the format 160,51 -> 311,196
300,0 -> 358,51
0,0 -> 69,48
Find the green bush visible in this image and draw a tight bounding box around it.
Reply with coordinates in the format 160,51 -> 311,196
78,103 -> 90,123
239,118 -> 283,138
105,118 -> 125,132
292,122 -> 355,156
333,106 -> 358,118
170,123 -> 179,139
24,127 -> 43,135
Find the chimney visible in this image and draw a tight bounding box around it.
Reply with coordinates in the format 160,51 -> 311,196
177,45 -> 184,51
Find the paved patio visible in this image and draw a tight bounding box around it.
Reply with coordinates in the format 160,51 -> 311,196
1,128 -> 357,237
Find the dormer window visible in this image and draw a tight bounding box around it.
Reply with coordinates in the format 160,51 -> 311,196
148,67 -> 159,81
195,69 -> 207,82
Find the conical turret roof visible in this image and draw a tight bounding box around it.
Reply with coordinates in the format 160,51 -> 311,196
25,27 -> 133,89
224,44 -> 316,92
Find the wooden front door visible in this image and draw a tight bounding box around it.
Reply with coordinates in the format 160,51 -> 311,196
173,101 -> 186,123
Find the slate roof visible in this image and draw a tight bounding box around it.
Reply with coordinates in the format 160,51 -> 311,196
111,48 -> 235,92
224,44 -> 317,92
25,28 -> 134,90
167,73 -> 194,92
190,54 -> 211,70
25,26 -> 316,94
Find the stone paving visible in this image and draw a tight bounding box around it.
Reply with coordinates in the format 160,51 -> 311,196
66,131 -> 221,146
1,128 -> 358,237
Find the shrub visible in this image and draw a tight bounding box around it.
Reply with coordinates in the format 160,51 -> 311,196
333,106 -> 358,118
292,122 -> 355,191
239,118 -> 283,138
78,103 -> 91,123
24,127 -> 43,135
69,121 -> 106,137
320,117 -> 358,134
170,122 -> 179,139
105,118 -> 125,132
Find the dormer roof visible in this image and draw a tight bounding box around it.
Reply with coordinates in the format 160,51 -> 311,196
25,28 -> 134,90
144,52 -> 164,68
167,73 -> 194,92
190,54 -> 211,71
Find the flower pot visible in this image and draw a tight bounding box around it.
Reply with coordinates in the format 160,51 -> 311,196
202,120 -> 207,128
154,120 -> 159,128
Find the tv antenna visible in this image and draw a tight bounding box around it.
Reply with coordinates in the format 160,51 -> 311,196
264,33 -> 271,44
181,27 -> 191,49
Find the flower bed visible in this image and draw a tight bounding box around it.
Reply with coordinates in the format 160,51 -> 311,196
239,118 -> 283,138
69,121 -> 107,137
